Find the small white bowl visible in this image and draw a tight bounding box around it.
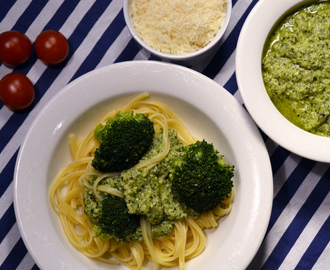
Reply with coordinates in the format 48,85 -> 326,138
123,0 -> 232,67
236,0 -> 330,163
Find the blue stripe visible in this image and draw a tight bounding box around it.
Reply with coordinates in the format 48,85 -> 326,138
1,238 -> 28,270
70,7 -> 126,82
266,158 -> 317,234
149,54 -> 161,61
115,39 -> 141,63
262,169 -> 330,269
223,74 -> 266,149
223,71 -> 238,95
41,0 -> 81,32
269,146 -> 291,175
7,0 -> 47,33
259,129 -> 270,144
64,1 -> 109,52
232,0 -> 239,7
0,0 -> 17,23
32,264 -> 40,270
0,114 -> 26,154
202,0 -> 259,79
0,151 -> 18,198
0,204 -> 16,243
295,215 -> 330,270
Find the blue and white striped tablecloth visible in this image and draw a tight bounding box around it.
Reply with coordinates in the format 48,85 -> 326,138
0,1 -> 329,269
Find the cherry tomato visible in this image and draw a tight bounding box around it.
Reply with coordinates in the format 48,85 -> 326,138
0,73 -> 35,110
34,30 -> 69,65
0,31 -> 32,66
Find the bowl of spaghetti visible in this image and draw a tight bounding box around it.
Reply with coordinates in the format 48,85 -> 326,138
14,61 -> 273,270
123,0 -> 231,67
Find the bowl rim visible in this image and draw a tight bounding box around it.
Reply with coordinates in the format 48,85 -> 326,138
236,0 -> 330,163
123,0 -> 232,61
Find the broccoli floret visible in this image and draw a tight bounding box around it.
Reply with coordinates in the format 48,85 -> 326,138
170,140 -> 234,213
92,111 -> 154,172
94,195 -> 140,242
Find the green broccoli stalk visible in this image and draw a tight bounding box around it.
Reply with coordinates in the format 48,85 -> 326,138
92,111 -> 154,172
170,140 -> 234,213
92,195 -> 140,242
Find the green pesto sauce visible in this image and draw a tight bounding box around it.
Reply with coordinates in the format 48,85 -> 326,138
121,130 -> 188,224
262,1 -> 330,136
83,130 -> 197,242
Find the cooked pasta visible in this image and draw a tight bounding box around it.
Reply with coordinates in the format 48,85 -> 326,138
49,92 -> 234,270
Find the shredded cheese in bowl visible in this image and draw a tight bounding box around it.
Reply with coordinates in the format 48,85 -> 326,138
129,0 -> 227,55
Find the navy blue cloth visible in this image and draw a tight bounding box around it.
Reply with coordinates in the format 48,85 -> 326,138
0,0 -> 329,269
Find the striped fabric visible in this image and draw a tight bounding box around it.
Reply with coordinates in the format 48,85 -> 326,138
0,0 -> 329,269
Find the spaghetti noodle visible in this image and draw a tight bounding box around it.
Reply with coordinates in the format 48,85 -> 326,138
49,92 -> 234,270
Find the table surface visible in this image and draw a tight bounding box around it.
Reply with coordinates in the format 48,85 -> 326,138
0,1 -> 329,270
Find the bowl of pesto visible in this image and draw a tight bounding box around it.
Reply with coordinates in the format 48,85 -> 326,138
236,0 -> 330,163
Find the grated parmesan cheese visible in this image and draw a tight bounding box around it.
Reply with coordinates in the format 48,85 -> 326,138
129,0 -> 227,55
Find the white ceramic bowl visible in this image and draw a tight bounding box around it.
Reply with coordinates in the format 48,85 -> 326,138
123,0 -> 232,67
236,0 -> 330,163
14,61 -> 272,270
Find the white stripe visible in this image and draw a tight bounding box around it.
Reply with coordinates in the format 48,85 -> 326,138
0,0 -> 33,31
233,87 -> 244,104
133,49 -> 150,61
0,182 -> 13,220
96,27 -> 133,68
0,223 -> 21,265
52,0 -> 95,38
212,0 -> 254,86
312,242 -> 330,270
223,0 -> 254,47
230,0 -> 254,33
247,162 -> 328,269
273,153 -> 302,197
25,0 -> 65,40
278,193 -> 330,270
16,252 -> 36,270
59,0 -> 123,71
214,50 -> 236,87
0,65 -> 12,78
0,106 -> 12,130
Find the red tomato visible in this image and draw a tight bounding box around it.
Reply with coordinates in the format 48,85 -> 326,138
0,73 -> 35,110
0,31 -> 32,66
34,30 -> 69,65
